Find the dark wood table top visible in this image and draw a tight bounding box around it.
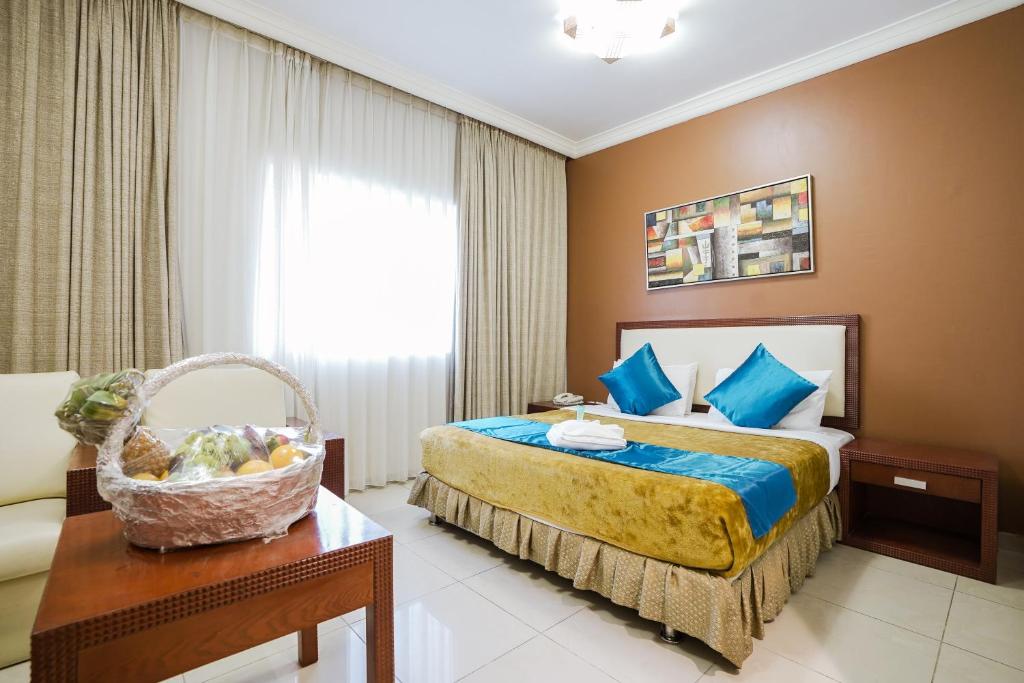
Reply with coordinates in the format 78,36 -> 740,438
68,443 -> 98,471
527,400 -> 599,410
35,488 -> 390,633
842,437 -> 998,473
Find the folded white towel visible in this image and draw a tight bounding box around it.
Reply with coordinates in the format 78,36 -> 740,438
550,433 -> 626,450
558,419 -> 625,439
547,419 -> 626,451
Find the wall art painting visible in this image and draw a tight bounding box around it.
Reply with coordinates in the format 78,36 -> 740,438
645,175 -> 813,289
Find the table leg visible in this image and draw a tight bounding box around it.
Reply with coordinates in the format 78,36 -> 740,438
366,541 -> 395,683
298,626 -> 318,666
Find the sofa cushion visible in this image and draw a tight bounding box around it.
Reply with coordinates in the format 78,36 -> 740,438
142,367 -> 287,429
0,371 -> 78,506
0,498 -> 65,582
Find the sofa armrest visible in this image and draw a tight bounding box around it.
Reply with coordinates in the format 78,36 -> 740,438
67,444 -> 110,517
66,428 -> 345,518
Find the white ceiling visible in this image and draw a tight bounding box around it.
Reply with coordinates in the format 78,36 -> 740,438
183,0 -> 1020,157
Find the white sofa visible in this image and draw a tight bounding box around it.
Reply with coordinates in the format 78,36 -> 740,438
0,371 -> 79,668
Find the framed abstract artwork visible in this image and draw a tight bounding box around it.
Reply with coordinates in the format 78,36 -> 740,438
645,174 -> 814,290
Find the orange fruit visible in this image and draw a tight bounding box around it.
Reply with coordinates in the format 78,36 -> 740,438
237,459 -> 274,476
270,444 -> 306,469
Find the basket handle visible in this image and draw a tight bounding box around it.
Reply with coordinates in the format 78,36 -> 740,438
98,353 -> 323,470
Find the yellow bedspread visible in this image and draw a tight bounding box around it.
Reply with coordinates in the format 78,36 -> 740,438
419,410 -> 831,577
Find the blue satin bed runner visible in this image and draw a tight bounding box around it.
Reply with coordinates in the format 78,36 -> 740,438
450,416 -> 796,539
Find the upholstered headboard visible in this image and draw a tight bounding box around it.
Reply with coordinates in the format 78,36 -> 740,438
616,314 -> 860,430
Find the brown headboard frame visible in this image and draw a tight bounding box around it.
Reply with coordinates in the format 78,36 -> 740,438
615,314 -> 861,431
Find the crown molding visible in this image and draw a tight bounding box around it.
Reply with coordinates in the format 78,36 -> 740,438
573,0 -> 1023,157
177,0 -> 578,157
181,0 -> 1020,159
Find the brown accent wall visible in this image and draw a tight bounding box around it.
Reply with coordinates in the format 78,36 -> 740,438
566,8 -> 1024,531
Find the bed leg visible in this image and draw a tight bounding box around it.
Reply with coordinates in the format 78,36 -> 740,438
659,625 -> 683,644
428,513 -> 443,527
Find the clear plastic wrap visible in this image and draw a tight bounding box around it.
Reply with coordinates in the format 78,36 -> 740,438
93,353 -> 326,551
121,425 -> 316,482
54,369 -> 146,445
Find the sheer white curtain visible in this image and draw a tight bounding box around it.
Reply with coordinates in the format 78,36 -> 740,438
177,11 -> 457,489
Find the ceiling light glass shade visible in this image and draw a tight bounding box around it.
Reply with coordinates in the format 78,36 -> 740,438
562,0 -> 679,63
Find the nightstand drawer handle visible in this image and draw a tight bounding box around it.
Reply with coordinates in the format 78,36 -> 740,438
894,476 -> 927,490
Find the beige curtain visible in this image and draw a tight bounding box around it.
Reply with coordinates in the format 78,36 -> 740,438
453,117 -> 567,420
0,0 -> 182,375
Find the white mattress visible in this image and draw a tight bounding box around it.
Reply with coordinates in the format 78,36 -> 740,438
572,404 -> 853,490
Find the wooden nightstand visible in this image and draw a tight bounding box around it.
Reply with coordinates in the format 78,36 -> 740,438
527,400 -> 569,414
526,400 -> 598,414
839,438 -> 998,583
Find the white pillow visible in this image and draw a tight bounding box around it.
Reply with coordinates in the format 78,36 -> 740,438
607,360 -> 699,417
706,368 -> 832,430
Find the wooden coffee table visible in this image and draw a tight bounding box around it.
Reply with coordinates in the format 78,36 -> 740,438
31,488 -> 393,682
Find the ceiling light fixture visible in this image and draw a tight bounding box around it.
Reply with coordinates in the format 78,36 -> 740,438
562,0 -> 679,64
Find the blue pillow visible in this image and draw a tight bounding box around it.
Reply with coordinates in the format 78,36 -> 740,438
599,343 -> 682,416
704,344 -> 817,428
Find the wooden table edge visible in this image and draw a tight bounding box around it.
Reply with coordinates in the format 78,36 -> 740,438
31,513 -> 393,682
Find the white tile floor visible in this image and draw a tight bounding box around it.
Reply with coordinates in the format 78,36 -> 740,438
3,481 -> 1023,683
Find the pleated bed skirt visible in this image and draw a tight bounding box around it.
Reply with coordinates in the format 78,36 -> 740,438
408,472 -> 841,667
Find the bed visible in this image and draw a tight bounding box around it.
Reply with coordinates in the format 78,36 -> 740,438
409,314 -> 860,666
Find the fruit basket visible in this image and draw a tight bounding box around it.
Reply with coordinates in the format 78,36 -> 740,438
94,353 -> 325,550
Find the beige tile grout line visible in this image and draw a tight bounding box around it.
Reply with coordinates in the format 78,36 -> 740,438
754,591 -> 942,681
453,633 -> 617,683
351,487 -> 547,680
827,546 -> 957,589
937,643 -> 1024,675
930,576 -> 957,682
733,634 -> 844,683
371,517 -> 550,683
799,590 -> 949,642
936,575 -> 1024,676
952,586 -> 1024,612
445,580 -> 544,681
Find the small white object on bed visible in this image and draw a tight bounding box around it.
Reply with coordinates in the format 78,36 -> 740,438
547,419 -> 626,451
